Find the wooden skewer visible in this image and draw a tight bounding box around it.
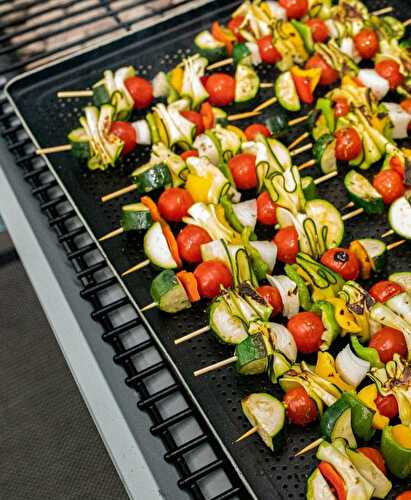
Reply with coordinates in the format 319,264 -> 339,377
288,132 -> 309,151
228,110 -> 261,121
288,115 -> 309,127
207,58 -> 233,70
404,18 -> 411,27
235,426 -> 258,443
57,90 -> 93,98
253,96 -> 278,112
122,259 -> 150,276
382,229 -> 395,238
193,356 -> 238,377
387,240 -> 406,251
36,144 -> 72,155
260,82 -> 274,89
297,159 -> 316,171
174,325 -> 210,345
314,171 -> 338,184
371,6 -> 393,16
99,227 -> 124,241
101,184 -> 137,203
295,438 -> 324,457
343,201 -> 355,210
342,207 -> 364,221
290,143 -> 312,157
140,301 -> 158,312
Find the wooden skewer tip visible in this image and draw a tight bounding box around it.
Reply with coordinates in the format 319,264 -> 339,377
101,184 -> 137,203
288,115 -> 309,127
99,227 -> 124,242
253,96 -> 278,113
342,207 -> 364,221
207,58 -> 233,70
140,301 -> 158,312
57,90 -> 93,98
234,426 -> 258,443
295,438 -> 324,457
36,144 -> 72,155
298,159 -> 316,171
228,111 -> 261,121
314,171 -> 338,185
382,229 -> 395,239
193,356 -> 238,377
289,132 -> 309,151
121,259 -> 150,277
174,325 -> 210,345
387,240 -> 406,251
371,6 -> 393,15
290,143 -> 313,157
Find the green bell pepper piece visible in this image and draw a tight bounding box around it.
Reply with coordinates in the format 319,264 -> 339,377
220,197 -> 246,235
381,425 -> 411,479
311,300 -> 341,351
351,336 -> 384,369
340,392 -> 375,442
241,227 -> 267,282
232,43 -> 252,66
284,264 -> 312,311
316,98 -> 335,133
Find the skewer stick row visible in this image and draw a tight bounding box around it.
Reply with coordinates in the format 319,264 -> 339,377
288,132 -> 309,151
290,143 -> 313,157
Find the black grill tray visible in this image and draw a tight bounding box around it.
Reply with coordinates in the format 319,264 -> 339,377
6,1 -> 411,497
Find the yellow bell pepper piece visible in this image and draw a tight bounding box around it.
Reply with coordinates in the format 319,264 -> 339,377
291,66 -> 322,93
358,384 -> 390,430
215,205 -> 242,244
349,240 -> 372,279
342,75 -> 362,88
295,268 -> 336,301
392,424 -> 411,449
315,352 -> 354,392
169,67 -> 184,94
281,23 -> 308,61
326,297 -> 362,333
185,174 -> 212,204
153,112 -> 169,147
226,125 -> 247,142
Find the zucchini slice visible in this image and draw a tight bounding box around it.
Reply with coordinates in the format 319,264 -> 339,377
150,270 -> 191,314
209,297 -> 248,345
194,30 -> 227,62
234,63 -> 260,104
275,71 -> 300,112
235,333 -> 271,375
389,272 -> 411,294
131,163 -> 172,194
306,469 -> 336,500
321,399 -> 357,448
144,222 -> 177,269
357,238 -> 386,273
120,203 -> 153,232
389,196 -> 411,239
241,393 -> 285,451
344,170 -> 384,215
305,199 -> 344,253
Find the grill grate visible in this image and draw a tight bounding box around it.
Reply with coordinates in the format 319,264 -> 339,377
0,1 -> 248,499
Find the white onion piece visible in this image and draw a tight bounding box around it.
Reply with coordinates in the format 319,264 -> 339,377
335,345 -> 370,387
384,103 -> 411,139
245,42 -> 262,66
340,38 -> 361,63
269,323 -> 297,362
357,69 -> 389,101
265,1 -> 287,20
151,71 -> 170,98
325,20 -> 339,39
266,275 -> 299,318
250,241 -> 277,272
193,134 -> 220,165
232,199 -> 257,230
132,120 -> 151,145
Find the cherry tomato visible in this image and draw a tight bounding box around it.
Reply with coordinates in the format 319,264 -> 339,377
124,76 -> 153,109
287,312 -> 324,354
283,387 -> 318,426
228,153 -> 257,190
305,53 -> 339,86
227,16 -> 245,41
110,122 -> 137,155
335,127 -> 362,162
373,170 -> 405,205
244,123 -> 271,141
279,0 -> 308,19
180,150 -> 199,161
306,18 -> 329,43
205,73 -> 235,107
390,156 -> 405,179
194,260 -> 233,299
357,448 -> 387,475
375,59 -> 404,90
354,28 -> 379,60
369,327 -> 408,363
397,492 -> 411,500
274,226 -> 299,264
320,248 -> 360,281
257,192 -> 278,226
157,188 -> 194,223
334,97 -> 350,118
180,110 -> 204,136
256,285 -> 283,318
369,280 -> 403,303
401,98 -> 411,115
177,225 -> 211,264
257,35 -> 282,64
375,393 -> 399,420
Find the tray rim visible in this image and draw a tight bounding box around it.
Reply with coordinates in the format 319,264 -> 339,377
4,2 -> 258,498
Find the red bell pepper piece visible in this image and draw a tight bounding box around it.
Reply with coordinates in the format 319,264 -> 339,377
318,462 -> 346,500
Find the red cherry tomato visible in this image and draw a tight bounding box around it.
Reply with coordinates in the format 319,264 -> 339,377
287,312 -> 325,354
257,35 -> 282,64
124,76 -> 153,109
257,192 -> 278,225
274,226 -> 299,264
180,150 -> 199,161
369,327 -> 408,363
194,260 -> 233,299
279,0 -> 308,19
256,285 -> 283,318
306,18 -> 329,43
244,123 -> 271,141
228,153 -> 257,190
157,188 -> 194,223
177,225 -> 211,264
305,53 -> 339,86
354,28 -> 379,60
205,73 -> 235,107
375,393 -> 399,420
357,448 -> 387,475
334,97 -> 350,118
320,248 -> 360,281
369,280 -> 403,303
110,122 -> 137,155
372,170 -> 405,205
227,16 -> 245,41
335,127 -> 362,162
375,59 -> 404,90
397,492 -> 411,500
180,110 -> 204,136
283,387 -> 318,426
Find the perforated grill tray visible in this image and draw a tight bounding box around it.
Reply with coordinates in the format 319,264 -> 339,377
6,1 -> 411,497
